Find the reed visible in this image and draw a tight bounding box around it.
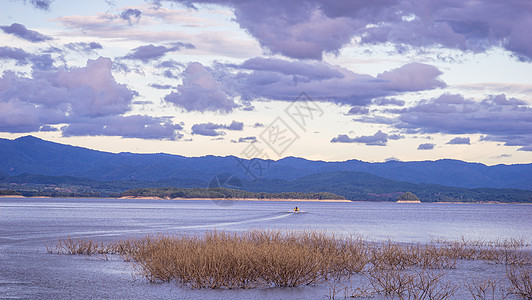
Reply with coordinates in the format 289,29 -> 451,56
46,231 -> 531,293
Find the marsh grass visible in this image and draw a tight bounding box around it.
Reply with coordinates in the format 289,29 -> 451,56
47,231 -> 531,297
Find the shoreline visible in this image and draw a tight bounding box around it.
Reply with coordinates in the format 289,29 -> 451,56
1,195 -> 530,204
119,196 -> 352,202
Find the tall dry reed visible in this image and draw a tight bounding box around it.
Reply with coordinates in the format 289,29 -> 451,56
47,231 -> 531,294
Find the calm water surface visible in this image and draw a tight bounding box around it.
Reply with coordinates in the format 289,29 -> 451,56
1,197 -> 531,299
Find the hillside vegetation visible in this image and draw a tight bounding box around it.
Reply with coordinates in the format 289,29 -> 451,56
120,187 -> 346,200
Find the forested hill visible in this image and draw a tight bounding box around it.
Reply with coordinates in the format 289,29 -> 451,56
2,171 -> 532,203
120,187 -> 346,200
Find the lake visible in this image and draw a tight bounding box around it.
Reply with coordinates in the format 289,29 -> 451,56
1,197 -> 531,299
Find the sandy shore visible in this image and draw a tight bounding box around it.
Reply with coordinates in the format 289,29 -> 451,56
119,196 -> 352,202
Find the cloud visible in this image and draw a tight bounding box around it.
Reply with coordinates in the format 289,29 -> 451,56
14,0 -> 53,10
238,57 -> 343,80
0,57 -> 146,135
0,46 -> 56,70
376,63 -> 445,92
346,106 -> 369,115
365,93 -> 532,150
330,134 -> 357,143
191,120 -> 243,136
61,115 -> 182,140
252,122 -> 264,128
225,120 -> 244,130
65,42 -> 103,53
217,58 -> 445,106
120,8 -> 142,25
393,94 -> 531,136
39,125 -> 58,132
231,136 -> 257,143
55,6 -> 261,59
0,47 -> 30,62
517,145 -> 532,152
164,0 -> 532,60
149,83 -> 173,89
446,137 -> 471,145
418,143 -> 435,150
30,54 -> 54,70
123,43 -> 194,62
0,23 -> 52,42
157,60 -> 184,69
0,56 -> 183,140
164,62 -> 238,112
330,130 -> 403,146
372,98 -> 405,106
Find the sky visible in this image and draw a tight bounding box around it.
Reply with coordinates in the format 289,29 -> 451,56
0,0 -> 531,165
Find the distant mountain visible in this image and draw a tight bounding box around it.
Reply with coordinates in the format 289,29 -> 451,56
1,135 -> 531,190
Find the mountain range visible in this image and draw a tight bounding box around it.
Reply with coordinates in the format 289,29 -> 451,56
1,135 -> 531,189
1,136 -> 531,202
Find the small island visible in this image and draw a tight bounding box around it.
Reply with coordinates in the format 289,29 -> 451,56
396,192 -> 421,203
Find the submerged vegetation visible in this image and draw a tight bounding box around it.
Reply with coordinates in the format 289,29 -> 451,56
47,230 -> 532,299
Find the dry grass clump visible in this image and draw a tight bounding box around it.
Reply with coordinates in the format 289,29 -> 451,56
365,268 -> 457,299
47,231 -> 531,296
466,277 -> 509,300
46,237 -> 114,255
432,237 -> 530,265
124,230 -> 369,289
369,240 -> 456,271
506,264 -> 532,299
